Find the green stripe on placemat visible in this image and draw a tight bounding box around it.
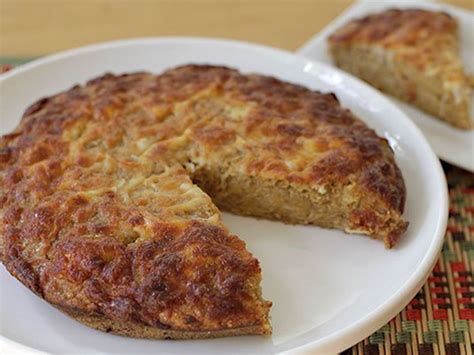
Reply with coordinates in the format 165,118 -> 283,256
0,56 -> 38,66
3,57 -> 474,355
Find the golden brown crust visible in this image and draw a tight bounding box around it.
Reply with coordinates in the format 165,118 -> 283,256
58,305 -> 269,339
327,9 -> 460,77
0,65 -> 407,338
328,9 -> 472,129
328,9 -> 457,47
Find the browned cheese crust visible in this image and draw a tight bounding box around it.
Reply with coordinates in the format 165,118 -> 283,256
57,304 -> 266,339
328,9 -> 472,129
0,65 -> 407,339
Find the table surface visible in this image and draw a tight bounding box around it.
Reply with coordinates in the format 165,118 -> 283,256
1,1 -> 473,354
1,0 -> 473,57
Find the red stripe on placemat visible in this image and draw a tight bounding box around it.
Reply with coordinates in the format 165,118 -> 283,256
433,309 -> 448,320
447,226 -> 461,233
432,262 -> 442,272
459,309 -> 474,320
451,262 -> 466,272
406,309 -> 421,321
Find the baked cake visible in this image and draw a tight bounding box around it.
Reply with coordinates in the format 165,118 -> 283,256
328,9 -> 473,129
0,65 -> 408,339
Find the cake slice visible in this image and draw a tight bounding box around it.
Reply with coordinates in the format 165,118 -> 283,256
328,9 -> 472,129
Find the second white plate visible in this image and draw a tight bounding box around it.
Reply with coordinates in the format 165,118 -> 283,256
298,0 -> 474,172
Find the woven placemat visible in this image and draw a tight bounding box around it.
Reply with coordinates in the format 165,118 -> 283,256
343,164 -> 474,355
1,61 -> 473,355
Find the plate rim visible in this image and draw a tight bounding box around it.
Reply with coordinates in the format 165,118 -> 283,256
0,36 -> 449,354
297,0 -> 474,173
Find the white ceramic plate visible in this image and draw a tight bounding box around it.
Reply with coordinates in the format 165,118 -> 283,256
0,38 -> 448,354
298,0 -> 474,172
